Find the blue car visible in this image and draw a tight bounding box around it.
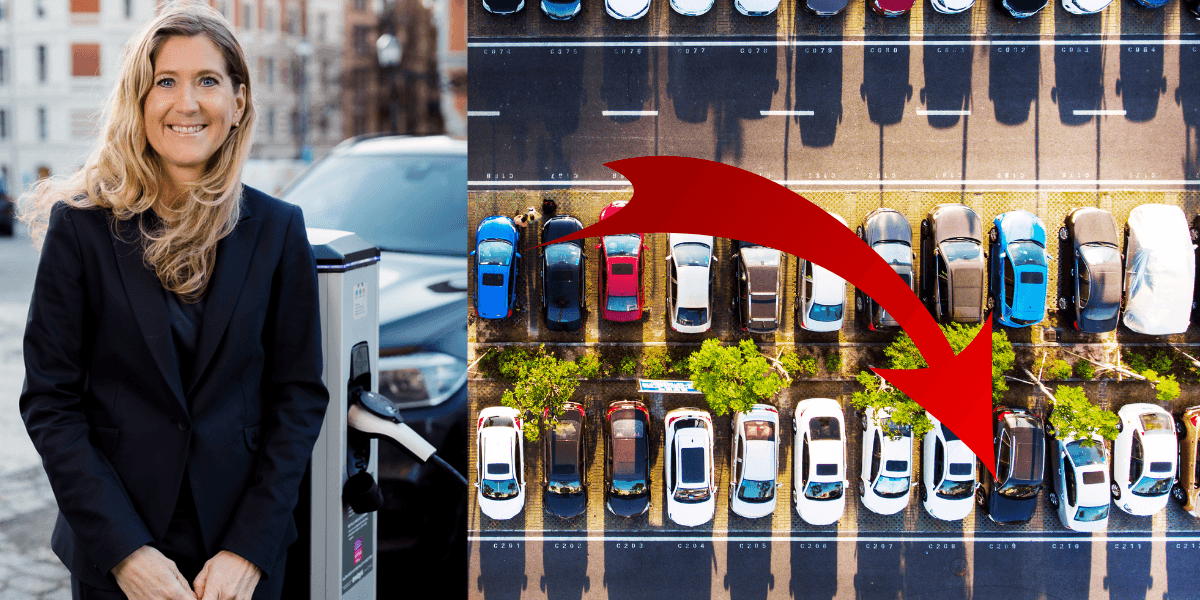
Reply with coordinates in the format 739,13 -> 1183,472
987,210 -> 1049,328
473,216 -> 520,319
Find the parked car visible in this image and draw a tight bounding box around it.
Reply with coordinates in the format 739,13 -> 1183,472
279,134 -> 468,582
996,0 -> 1047,18
473,215 -> 520,320
793,398 -> 848,526
1112,403 -> 1177,516
798,213 -> 848,333
735,0 -> 782,15
729,404 -> 780,519
920,413 -> 976,521
870,0 -> 915,15
1123,204 -> 1195,335
542,0 -> 582,18
1174,406 -> 1200,517
670,0 -> 714,15
805,0 -> 849,13
667,234 -> 715,333
482,0 -> 525,14
542,402 -> 587,519
605,401 -> 652,517
541,215 -> 585,332
1062,0 -> 1110,14
856,208 -> 915,332
858,407 -> 913,515
1131,0 -> 1169,8
597,201 -> 645,323
1058,207 -> 1123,333
977,406 -> 1044,524
988,210 -> 1049,328
1045,428 -> 1110,532
606,0 -> 651,18
733,240 -> 782,334
1187,0 -> 1200,19
920,204 -> 985,324
476,407 -> 526,520
665,408 -> 716,527
929,0 -> 973,14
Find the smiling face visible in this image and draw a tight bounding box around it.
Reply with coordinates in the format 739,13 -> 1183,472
143,35 -> 245,193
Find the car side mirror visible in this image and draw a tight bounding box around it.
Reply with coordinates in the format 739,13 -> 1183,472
712,256 -> 718,263
516,253 -> 522,259
469,251 -> 476,256
665,255 -> 672,262
595,244 -> 601,250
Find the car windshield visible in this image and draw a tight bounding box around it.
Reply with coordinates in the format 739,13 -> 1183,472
676,307 -> 708,327
1065,440 -> 1106,467
809,417 -> 841,441
1075,504 -> 1109,522
1141,413 -> 1174,434
997,481 -> 1040,500
873,475 -> 910,498
674,487 -> 711,503
936,478 -> 974,500
736,479 -> 775,503
1131,475 -> 1172,497
942,240 -> 983,262
280,153 -> 466,256
604,235 -> 641,257
804,480 -> 844,501
548,480 -> 583,496
545,243 -> 580,267
873,242 -> 912,267
1008,241 -> 1045,267
673,243 -> 711,267
481,478 -> 520,500
477,240 -> 513,266
607,295 -> 639,312
809,303 -> 844,322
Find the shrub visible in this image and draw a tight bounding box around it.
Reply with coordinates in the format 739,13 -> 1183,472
1149,350 -> 1174,375
1123,350 -> 1148,375
1047,359 -> 1072,380
496,346 -> 534,381
619,355 -> 638,377
1073,359 -> 1095,380
643,347 -> 673,380
575,352 -> 601,379
824,351 -> 842,375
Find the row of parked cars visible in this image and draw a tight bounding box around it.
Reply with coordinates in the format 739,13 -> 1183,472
472,202 -> 1198,336
476,401 -> 1200,529
483,0 -> 1200,19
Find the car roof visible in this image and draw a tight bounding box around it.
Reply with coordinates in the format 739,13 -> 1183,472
677,266 -> 710,307
481,428 -> 514,470
336,134 -> 466,156
543,216 -> 584,245
811,263 -> 846,305
1070,207 -> 1119,247
808,440 -> 843,478
998,210 -> 1045,243
670,233 -> 714,247
743,440 -> 776,480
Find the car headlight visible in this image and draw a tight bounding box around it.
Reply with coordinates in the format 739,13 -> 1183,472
378,352 -> 468,408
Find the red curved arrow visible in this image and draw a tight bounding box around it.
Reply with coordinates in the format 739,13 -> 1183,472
541,156 -> 996,477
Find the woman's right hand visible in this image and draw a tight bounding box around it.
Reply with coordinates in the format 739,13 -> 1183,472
111,545 -> 196,600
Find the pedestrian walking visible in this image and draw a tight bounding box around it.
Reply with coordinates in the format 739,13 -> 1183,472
18,4 -> 328,600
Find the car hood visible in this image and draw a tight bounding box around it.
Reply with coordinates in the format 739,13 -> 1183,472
668,498 -> 715,527
999,210 -> 1045,243
607,493 -> 649,517
737,0 -> 780,11
987,490 -> 1037,523
924,489 -> 974,521
1071,208 -> 1119,247
806,0 -> 848,11
544,491 -> 587,519
797,491 -> 845,525
479,491 -> 525,520
478,218 -> 517,243
383,252 -> 469,349
866,210 -> 912,245
932,205 -> 982,243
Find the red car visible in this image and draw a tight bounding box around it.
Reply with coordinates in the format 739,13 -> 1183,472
597,201 -> 645,322
870,0 -> 914,15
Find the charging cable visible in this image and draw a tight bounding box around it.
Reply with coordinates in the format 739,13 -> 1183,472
347,389 -> 469,487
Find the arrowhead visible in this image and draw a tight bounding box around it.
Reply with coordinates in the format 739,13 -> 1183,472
871,319 -> 997,479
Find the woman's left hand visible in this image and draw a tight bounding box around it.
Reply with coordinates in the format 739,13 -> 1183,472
193,550 -> 262,600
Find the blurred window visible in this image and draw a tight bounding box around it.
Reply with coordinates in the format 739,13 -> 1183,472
37,45 -> 46,83
71,44 -> 100,77
0,48 -> 6,84
38,107 -> 46,140
71,0 -> 99,13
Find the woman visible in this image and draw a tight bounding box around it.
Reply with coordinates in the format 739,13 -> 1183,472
18,5 -> 328,600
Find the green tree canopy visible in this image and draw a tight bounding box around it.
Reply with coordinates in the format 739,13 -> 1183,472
499,345 -> 583,441
1048,386 -> 1119,446
687,339 -> 788,417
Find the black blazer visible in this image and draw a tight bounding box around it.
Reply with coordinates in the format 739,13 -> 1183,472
19,185 -> 330,590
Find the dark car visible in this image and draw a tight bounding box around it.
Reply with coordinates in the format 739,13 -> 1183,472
543,402 -> 588,519
732,240 -> 782,333
1188,0 -> 1200,19
541,0 -> 582,18
806,0 -> 849,14
541,215 -> 586,332
976,407 -> 1045,524
278,134 -> 468,584
605,400 -> 652,517
996,0 -> 1047,18
920,204 -> 986,324
482,0 -> 525,13
855,208 -> 915,332
0,192 -> 13,236
1058,208 -> 1122,333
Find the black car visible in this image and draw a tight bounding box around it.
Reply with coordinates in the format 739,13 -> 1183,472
996,0 -> 1047,18
278,134 -> 468,585
605,400 -> 652,517
1058,208 -> 1123,333
482,0 -> 525,13
543,402 -> 588,519
541,215 -> 585,332
855,208 -> 915,332
977,406 -> 1045,524
732,240 -> 782,334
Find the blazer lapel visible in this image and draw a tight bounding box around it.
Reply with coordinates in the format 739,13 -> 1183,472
187,203 -> 262,398
110,214 -> 188,414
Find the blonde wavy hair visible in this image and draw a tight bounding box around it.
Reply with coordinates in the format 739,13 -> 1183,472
18,1 -> 256,302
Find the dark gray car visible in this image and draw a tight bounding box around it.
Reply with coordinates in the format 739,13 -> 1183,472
855,208 -> 915,332
543,402 -> 588,519
920,204 -> 985,324
541,216 -> 586,332
1058,208 -> 1122,333
732,240 -> 782,334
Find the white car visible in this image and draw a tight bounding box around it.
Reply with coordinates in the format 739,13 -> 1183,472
1123,204 -> 1196,335
1046,430 -> 1110,532
729,404 -> 779,518
476,406 -> 526,520
1111,403 -> 1177,516
670,0 -> 714,15
734,0 -> 781,15
920,413 -> 976,521
797,213 -> 848,332
665,408 -> 716,527
606,0 -> 651,18
1061,0 -> 1110,13
793,398 -> 847,526
929,0 -> 973,12
858,407 -> 912,515
667,234 -> 715,334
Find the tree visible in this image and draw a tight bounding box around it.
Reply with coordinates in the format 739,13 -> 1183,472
499,345 -> 583,441
1047,386 -> 1119,446
687,339 -> 789,417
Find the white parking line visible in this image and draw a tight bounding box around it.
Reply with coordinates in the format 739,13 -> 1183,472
917,110 -> 971,116
471,534 -> 1200,543
602,110 -> 659,116
1073,109 -> 1127,116
468,111 -> 501,117
761,110 -> 815,116
469,179 -> 1197,187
